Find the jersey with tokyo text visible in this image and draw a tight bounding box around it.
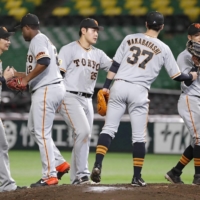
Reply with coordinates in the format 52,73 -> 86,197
26,33 -> 63,92
59,41 -> 112,94
113,33 -> 181,90
178,49 -> 200,96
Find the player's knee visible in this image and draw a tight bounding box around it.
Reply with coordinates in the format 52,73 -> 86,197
132,134 -> 146,143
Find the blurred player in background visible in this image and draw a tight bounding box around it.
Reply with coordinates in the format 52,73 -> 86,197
0,26 -> 27,192
90,11 -> 198,187
13,13 -> 70,187
58,18 -> 112,184
165,23 -> 200,185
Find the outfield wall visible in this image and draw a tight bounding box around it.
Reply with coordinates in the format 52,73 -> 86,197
2,113 -> 190,154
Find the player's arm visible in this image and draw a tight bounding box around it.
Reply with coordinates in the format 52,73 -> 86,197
103,60 -> 120,90
183,66 -> 198,86
22,57 -> 50,84
173,71 -> 197,82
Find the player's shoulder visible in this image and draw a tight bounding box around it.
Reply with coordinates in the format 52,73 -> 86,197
59,41 -> 77,52
177,49 -> 191,60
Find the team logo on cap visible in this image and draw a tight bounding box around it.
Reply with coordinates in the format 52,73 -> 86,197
94,20 -> 98,26
3,27 -> 7,32
194,24 -> 200,29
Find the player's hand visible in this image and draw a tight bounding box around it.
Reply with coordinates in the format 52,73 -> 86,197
102,88 -> 110,94
3,66 -> 14,81
190,71 -> 198,81
21,77 -> 28,86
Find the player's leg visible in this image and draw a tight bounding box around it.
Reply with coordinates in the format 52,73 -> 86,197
128,84 -> 149,187
30,84 -> 65,187
91,81 -> 127,183
59,93 -> 91,184
165,95 -> 196,184
0,119 -> 17,192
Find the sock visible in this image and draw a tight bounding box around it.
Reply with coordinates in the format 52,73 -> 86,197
194,145 -> 200,174
132,142 -> 145,179
95,133 -> 112,167
175,145 -> 193,172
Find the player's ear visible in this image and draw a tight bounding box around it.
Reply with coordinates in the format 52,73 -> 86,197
81,27 -> 86,35
188,35 -> 192,40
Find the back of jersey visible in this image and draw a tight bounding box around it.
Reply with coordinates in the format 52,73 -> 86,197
114,33 -> 180,90
27,33 -> 62,92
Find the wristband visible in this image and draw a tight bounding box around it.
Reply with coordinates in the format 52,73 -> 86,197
103,78 -> 112,89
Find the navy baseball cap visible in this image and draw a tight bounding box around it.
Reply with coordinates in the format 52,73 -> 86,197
15,13 -> 40,29
80,18 -> 104,31
0,27 -> 14,38
146,11 -> 164,26
188,23 -> 200,35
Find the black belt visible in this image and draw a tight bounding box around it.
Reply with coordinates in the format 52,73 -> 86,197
66,90 -> 93,98
32,82 -> 61,94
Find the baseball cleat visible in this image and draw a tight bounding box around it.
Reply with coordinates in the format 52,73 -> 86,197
165,168 -> 184,184
72,176 -> 91,185
192,174 -> 200,185
30,177 -> 58,187
56,161 -> 70,180
15,186 -> 28,190
131,176 -> 147,187
90,163 -> 101,183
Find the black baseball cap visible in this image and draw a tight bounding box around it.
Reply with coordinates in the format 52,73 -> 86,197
188,23 -> 200,35
0,27 -> 14,39
80,18 -> 104,31
146,11 -> 164,26
15,13 -> 40,29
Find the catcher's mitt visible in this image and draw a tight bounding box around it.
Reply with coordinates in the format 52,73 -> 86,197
97,89 -> 109,116
6,77 -> 27,92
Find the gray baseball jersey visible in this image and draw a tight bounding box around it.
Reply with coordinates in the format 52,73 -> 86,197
27,33 -> 63,92
177,49 -> 200,147
101,33 -> 181,144
114,33 -> 181,89
58,41 -> 112,183
26,33 -> 66,179
59,41 -> 111,94
0,60 -> 17,192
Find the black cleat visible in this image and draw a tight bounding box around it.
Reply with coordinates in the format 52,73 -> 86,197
30,177 -> 58,188
131,176 -> 147,187
15,186 -> 27,190
90,163 -> 101,183
72,176 -> 90,185
165,168 -> 184,184
192,174 -> 200,185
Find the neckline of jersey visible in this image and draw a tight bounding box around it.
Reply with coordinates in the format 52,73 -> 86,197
143,33 -> 157,38
77,40 -> 91,51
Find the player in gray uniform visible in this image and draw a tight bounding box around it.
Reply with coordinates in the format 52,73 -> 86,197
90,11 -> 198,187
165,23 -> 200,185
13,13 -> 70,187
58,18 -> 112,184
0,27 -> 27,192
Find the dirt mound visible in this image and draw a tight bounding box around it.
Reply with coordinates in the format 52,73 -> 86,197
0,183 -> 199,200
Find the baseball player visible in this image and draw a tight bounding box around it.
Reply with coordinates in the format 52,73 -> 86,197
58,18 -> 112,184
165,23 -> 200,185
90,11 -> 198,187
13,13 -> 70,187
0,27 -> 27,192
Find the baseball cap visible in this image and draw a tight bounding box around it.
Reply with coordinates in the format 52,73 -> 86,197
15,13 -> 40,29
0,27 -> 14,39
80,18 -> 104,31
188,23 -> 200,35
146,11 -> 164,26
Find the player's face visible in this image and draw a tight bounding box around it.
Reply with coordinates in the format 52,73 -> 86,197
0,38 -> 11,54
22,26 -> 31,41
85,28 -> 99,44
188,32 -> 200,44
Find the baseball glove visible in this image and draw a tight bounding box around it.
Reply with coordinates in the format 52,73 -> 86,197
97,89 -> 109,116
6,77 -> 27,92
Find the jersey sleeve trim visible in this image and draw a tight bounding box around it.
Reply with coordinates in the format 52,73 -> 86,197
36,52 -> 50,60
60,68 -> 66,72
171,72 -> 181,79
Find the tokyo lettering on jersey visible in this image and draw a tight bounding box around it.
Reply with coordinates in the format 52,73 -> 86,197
59,41 -> 112,94
177,49 -> 200,96
113,33 -> 181,89
26,33 -> 63,92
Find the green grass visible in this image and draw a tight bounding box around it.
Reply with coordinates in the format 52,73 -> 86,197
8,151 -> 194,186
